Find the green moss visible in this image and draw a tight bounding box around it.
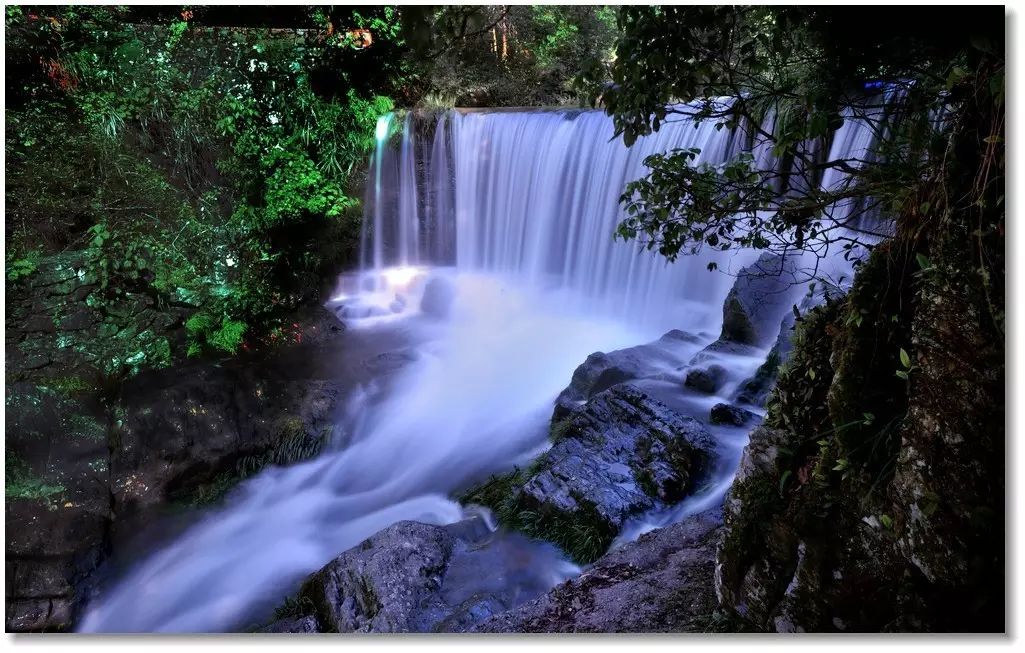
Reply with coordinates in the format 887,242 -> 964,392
634,467 -> 659,498
44,376 -> 91,396
512,498 -> 616,564
65,413 -> 107,441
719,467 -> 782,575
353,574 -> 382,622
5,452 -> 65,504
825,244 -> 912,480
298,570 -> 343,633
549,417 -> 575,443
765,301 -> 840,434
175,417 -> 324,507
460,463 -> 616,564
272,593 -> 317,622
721,294 -> 757,343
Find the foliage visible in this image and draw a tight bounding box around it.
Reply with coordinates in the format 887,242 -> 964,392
5,6 -> 405,369
590,6 -> 1004,278
5,451 -> 65,504
6,248 -> 40,283
174,417 -> 323,507
404,5 -> 618,107
460,465 -> 616,564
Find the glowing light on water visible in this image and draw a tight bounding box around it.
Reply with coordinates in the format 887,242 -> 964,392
375,115 -> 390,141
381,265 -> 424,289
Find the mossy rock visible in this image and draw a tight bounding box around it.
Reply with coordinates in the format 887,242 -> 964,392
462,385 -> 715,564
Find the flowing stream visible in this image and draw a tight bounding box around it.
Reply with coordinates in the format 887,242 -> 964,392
80,99 -> 892,632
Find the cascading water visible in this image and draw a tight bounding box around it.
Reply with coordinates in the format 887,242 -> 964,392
80,98 -> 893,633
352,106 -> 760,332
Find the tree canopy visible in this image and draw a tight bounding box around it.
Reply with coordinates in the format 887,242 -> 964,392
584,5 -> 1004,280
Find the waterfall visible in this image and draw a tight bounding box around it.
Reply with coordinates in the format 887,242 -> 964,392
353,105 -> 763,333
80,98 -> 895,633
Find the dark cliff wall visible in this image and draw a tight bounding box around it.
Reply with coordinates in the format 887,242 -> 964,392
714,79 -> 1004,632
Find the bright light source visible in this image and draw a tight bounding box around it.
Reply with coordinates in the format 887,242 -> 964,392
381,265 -> 424,288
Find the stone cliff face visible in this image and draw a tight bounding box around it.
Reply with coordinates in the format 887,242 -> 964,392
713,94 -> 1004,631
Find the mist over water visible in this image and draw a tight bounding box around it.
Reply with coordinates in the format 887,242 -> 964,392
80,272 -> 647,632
81,101 -> 890,632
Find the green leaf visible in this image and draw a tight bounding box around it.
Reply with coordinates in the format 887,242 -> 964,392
915,253 -> 931,270
880,514 -> 893,530
899,348 -> 911,368
895,370 -> 909,380
778,469 -> 792,495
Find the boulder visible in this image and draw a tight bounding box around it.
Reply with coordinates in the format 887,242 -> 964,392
552,329 -> 701,420
734,282 -> 842,407
279,518 -> 574,633
298,521 -> 456,633
465,384 -> 716,563
709,403 -> 759,426
471,510 -> 723,633
684,364 -> 726,394
419,276 -> 456,318
261,616 -> 320,633
719,252 -> 799,347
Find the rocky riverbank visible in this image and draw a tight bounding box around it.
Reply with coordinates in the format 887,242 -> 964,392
5,254 -> 423,631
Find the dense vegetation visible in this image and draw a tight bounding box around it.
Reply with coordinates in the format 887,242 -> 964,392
5,6 -> 402,370
404,5 -> 617,107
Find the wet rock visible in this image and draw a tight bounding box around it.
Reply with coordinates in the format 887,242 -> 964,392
5,384 -> 112,633
6,497 -> 111,632
710,403 -> 759,426
363,349 -> 419,376
734,282 -> 841,407
261,615 -> 320,633
471,510 -> 722,633
466,384 -> 716,563
299,521 -> 456,633
684,364 -> 726,394
5,597 -> 76,633
287,518 -> 573,633
886,253 -> 1003,628
420,276 -> 456,318
337,302 -> 389,319
714,425 -> 795,627
553,329 -> 701,420
719,252 -> 799,347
